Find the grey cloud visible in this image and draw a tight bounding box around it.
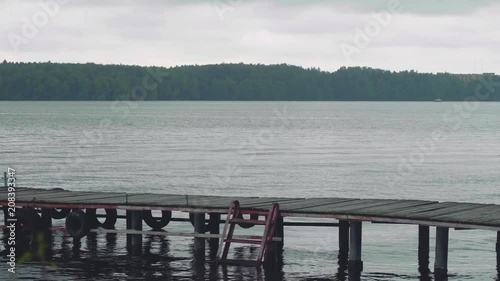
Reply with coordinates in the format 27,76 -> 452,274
1,0 -> 499,74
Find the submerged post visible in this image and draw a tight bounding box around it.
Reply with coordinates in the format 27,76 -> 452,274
126,210 -> 142,255
2,172 -> 6,227
339,220 -> 349,260
276,214 -> 284,251
209,213 -> 220,253
193,213 -> 205,253
348,221 -> 363,278
193,214 -> 207,278
496,232 -> 500,273
271,213 -> 285,266
434,227 -> 449,279
2,207 -> 7,228
418,225 -> 430,274
41,208 -> 52,228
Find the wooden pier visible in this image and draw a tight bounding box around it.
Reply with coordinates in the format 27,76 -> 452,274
2,186 -> 500,279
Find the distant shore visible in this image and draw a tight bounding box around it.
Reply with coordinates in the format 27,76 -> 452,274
0,61 -> 498,102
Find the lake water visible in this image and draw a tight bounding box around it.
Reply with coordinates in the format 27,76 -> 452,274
0,101 -> 499,280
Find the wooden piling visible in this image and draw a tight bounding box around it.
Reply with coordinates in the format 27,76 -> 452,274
2,206 -> 7,227
209,213 -> 220,253
339,220 -> 349,260
276,215 -> 284,251
434,227 -> 449,279
348,221 -> 363,276
126,210 -> 142,254
418,225 -> 430,274
496,232 -> 500,273
41,208 -> 52,228
193,213 -> 205,253
267,213 -> 284,267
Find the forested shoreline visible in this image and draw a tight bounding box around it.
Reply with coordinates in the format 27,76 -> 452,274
0,61 -> 498,101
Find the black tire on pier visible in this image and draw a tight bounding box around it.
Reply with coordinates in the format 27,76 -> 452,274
142,210 -> 172,230
50,208 -> 71,219
85,208 -> 118,229
236,213 -> 259,229
65,210 -> 90,239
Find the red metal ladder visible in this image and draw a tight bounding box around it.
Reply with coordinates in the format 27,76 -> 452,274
216,200 -> 280,266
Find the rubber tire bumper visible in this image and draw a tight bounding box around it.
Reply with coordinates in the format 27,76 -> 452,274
50,208 -> 71,219
65,210 -> 90,239
143,210 -> 172,230
237,213 -> 259,229
86,208 -> 118,229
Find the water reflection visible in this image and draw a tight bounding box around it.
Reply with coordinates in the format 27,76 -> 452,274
336,251 -> 348,281
1,229 -> 460,281
1,231 -> 288,280
418,251 -> 431,281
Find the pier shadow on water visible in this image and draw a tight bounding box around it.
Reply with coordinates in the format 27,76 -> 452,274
3,229 -> 483,281
1,230 -> 287,280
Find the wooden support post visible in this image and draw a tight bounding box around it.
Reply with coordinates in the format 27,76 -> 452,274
72,237 -> 81,256
264,212 -> 284,269
126,210 -> 131,249
2,206 -> 8,227
339,220 -> 349,260
131,210 -> 143,253
276,214 -> 284,251
266,213 -> 285,266
496,232 -> 500,273
208,213 -> 220,251
348,221 -> 363,276
337,220 -> 349,279
38,208 -> 53,256
41,208 -> 52,228
434,227 -> 449,279
193,213 -> 205,253
418,225 -> 430,274
126,210 -> 142,255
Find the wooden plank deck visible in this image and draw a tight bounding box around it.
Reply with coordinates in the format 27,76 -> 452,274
2,187 -> 500,231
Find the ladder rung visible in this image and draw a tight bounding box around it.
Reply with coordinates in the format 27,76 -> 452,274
225,238 -> 262,244
229,218 -> 267,225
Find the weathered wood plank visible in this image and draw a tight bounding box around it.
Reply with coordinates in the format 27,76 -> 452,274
2,189 -> 73,197
53,194 -> 129,204
293,199 -> 399,213
44,193 -> 129,203
476,218 -> 500,227
290,199 -> 361,212
459,207 -> 500,225
348,200 -> 436,216
432,205 -> 498,220
127,194 -> 199,205
18,190 -> 123,199
329,199 -> 408,214
1,188 -> 68,194
388,202 -> 457,218
12,191 -> 109,202
412,203 -> 486,220
276,198 -> 358,212
243,198 -> 319,209
130,195 -> 240,208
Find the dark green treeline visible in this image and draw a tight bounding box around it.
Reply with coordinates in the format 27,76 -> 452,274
0,61 -> 498,101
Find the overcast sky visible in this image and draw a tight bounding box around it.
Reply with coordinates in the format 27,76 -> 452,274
1,0 -> 499,73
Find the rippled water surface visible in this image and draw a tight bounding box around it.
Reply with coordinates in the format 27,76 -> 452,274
1,101 -> 500,280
